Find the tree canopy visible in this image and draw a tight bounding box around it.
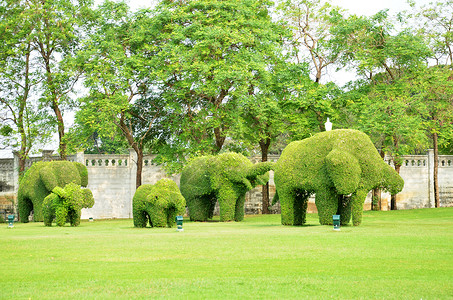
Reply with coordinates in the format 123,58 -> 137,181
1,0 -> 452,186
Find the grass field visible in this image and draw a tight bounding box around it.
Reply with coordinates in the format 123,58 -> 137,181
1,208 -> 452,299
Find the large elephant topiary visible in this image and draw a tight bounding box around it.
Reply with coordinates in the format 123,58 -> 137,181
133,178 -> 186,228
42,182 -> 94,227
18,161 -> 88,222
274,129 -> 404,226
180,152 -> 273,222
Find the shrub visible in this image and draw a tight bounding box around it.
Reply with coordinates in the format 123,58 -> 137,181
133,178 -> 186,228
274,129 -> 404,226
42,182 -> 94,227
18,161 -> 89,222
180,152 -> 272,222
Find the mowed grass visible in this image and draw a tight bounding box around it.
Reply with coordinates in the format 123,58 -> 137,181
1,208 -> 452,299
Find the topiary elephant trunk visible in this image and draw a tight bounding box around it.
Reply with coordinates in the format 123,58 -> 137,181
274,129 -> 404,226
180,152 -> 273,222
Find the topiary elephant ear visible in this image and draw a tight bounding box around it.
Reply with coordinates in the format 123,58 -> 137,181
209,153 -> 251,191
325,149 -> 361,195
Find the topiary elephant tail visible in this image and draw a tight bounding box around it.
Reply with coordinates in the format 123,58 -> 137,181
271,190 -> 279,206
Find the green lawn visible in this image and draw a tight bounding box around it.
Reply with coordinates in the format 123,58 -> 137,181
1,208 -> 452,299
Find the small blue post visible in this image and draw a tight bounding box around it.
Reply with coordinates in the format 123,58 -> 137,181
175,216 -> 183,232
333,215 -> 340,231
7,215 -> 15,228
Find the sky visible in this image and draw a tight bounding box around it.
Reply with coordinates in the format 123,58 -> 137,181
0,0 -> 436,158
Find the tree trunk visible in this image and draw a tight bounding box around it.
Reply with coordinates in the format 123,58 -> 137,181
18,46 -> 31,175
315,111 -> 326,132
433,132 -> 440,208
391,162 -> 401,210
213,126 -> 226,153
135,148 -> 143,189
43,53 -> 66,160
119,115 -> 143,188
372,150 -> 385,211
53,104 -> 66,160
259,138 -> 271,214
372,188 -> 381,211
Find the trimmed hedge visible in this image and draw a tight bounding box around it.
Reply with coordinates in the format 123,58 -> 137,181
133,178 -> 186,228
180,152 -> 273,222
274,129 -> 404,226
42,183 -> 94,227
18,161 -> 89,222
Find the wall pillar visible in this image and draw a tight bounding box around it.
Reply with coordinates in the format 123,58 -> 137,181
75,152 -> 85,164
427,149 -> 435,208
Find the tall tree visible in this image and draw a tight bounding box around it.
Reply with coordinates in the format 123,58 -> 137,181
0,0 -> 52,173
410,0 -> 453,207
277,0 -> 344,132
26,0 -> 93,159
73,1 -> 167,188
412,66 -> 453,208
331,10 -> 432,209
149,0 -> 287,155
234,61 -> 309,213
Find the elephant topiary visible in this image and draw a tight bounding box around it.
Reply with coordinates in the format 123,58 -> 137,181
180,152 -> 273,222
133,178 -> 186,228
42,182 -> 94,227
18,161 -> 89,222
274,129 -> 404,226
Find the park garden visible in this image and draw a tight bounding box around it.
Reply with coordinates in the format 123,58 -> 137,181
1,0 -> 453,298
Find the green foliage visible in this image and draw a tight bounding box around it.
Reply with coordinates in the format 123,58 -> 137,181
180,152 -> 272,222
146,0 -> 289,155
42,183 -> 94,227
274,129 -> 404,226
133,178 -> 186,228
0,1 -> 53,171
18,161 -> 89,222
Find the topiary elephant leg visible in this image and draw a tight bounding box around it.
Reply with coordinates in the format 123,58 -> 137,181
315,186 -> 339,225
279,188 -> 307,226
55,206 -> 67,227
337,195 -> 352,225
187,195 -> 213,222
33,202 -> 44,222
133,210 -> 149,228
293,190 -> 309,225
18,197 -> 33,223
351,189 -> 368,226
166,207 -> 178,228
217,185 -> 236,222
42,194 -> 58,226
234,194 -> 246,222
68,209 -> 81,227
148,205 -> 168,227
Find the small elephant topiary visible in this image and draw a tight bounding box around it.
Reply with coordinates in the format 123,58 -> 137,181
42,182 -> 94,227
180,152 -> 273,222
274,129 -> 404,226
133,178 -> 186,228
18,161 -> 89,222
